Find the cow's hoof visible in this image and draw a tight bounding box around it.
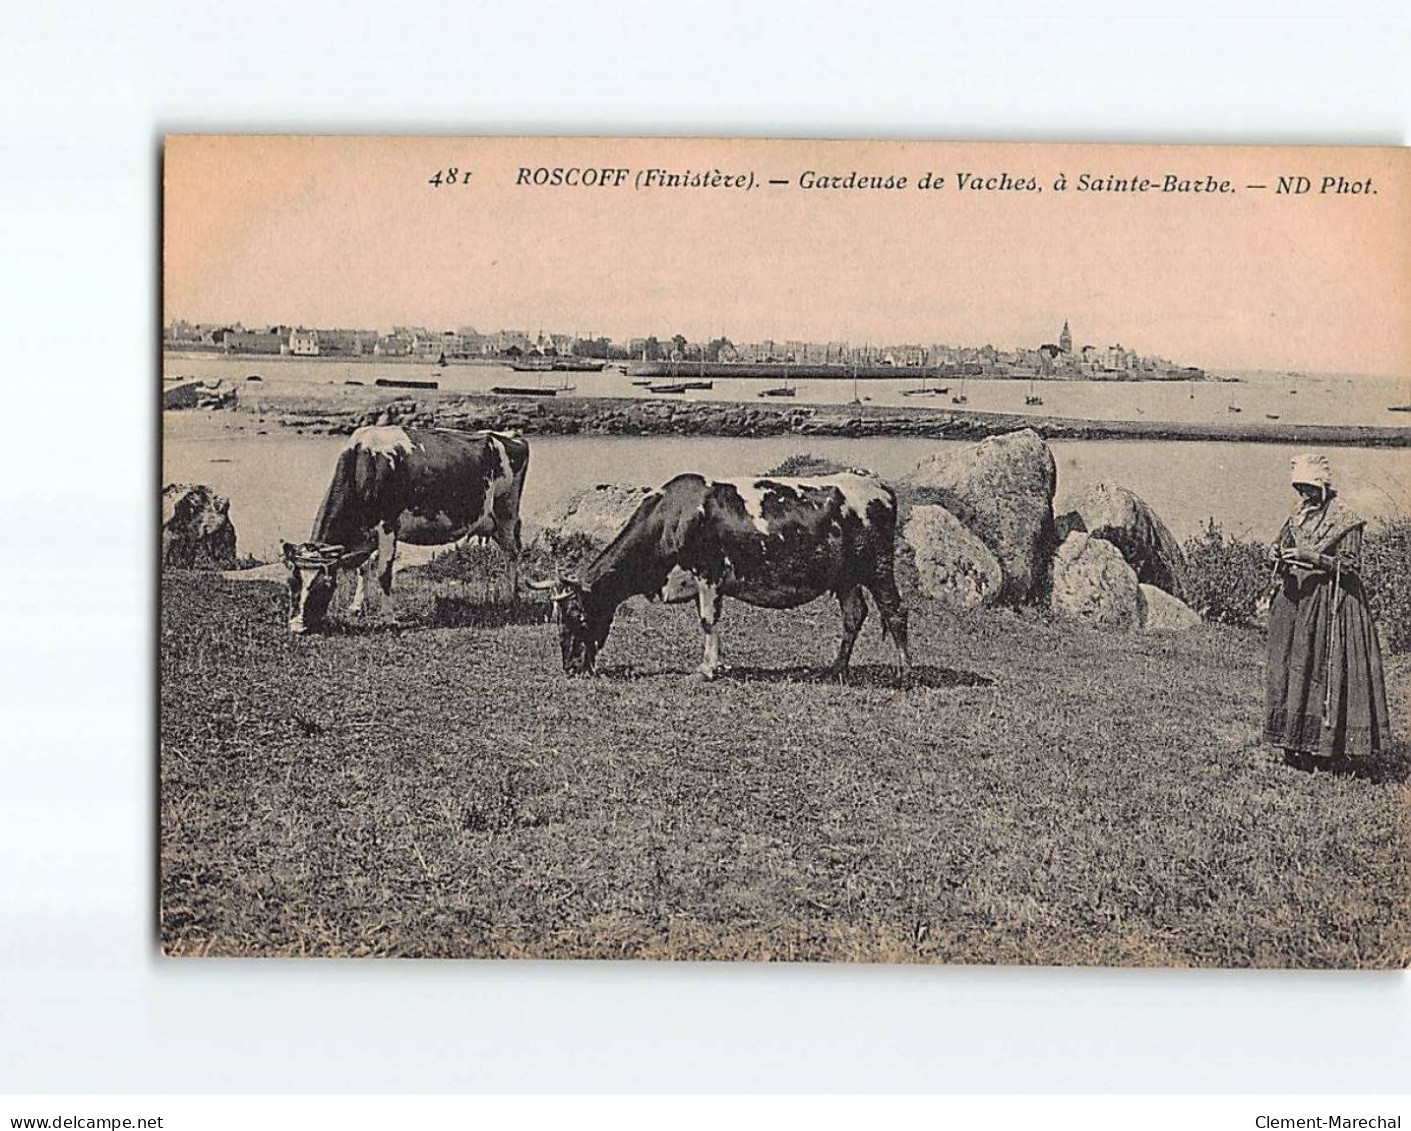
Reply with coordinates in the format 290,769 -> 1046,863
694,665 -> 718,681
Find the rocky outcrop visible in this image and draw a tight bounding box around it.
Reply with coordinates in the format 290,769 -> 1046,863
901,428 -> 1057,604
530,483 -> 662,579
227,385 -> 1411,448
162,483 -> 237,570
356,399 -> 440,430
163,379 -> 236,411
1049,532 -> 1143,631
532,482 -> 699,592
535,483 -> 655,553
1055,482 -> 1189,598
1138,583 -> 1201,632
901,505 -> 1004,612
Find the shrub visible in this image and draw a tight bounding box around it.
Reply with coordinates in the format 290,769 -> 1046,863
420,531 -> 602,588
1363,515 -> 1411,654
531,530 -> 604,577
1181,518 -> 1271,626
765,453 -> 855,477
417,539 -> 516,586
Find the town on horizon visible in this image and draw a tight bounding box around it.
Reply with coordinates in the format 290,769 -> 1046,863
164,318 -> 1204,379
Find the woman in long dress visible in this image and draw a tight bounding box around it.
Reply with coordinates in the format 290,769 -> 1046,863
1264,454 -> 1391,767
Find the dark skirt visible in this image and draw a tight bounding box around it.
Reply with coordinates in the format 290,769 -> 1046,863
1264,570 -> 1391,758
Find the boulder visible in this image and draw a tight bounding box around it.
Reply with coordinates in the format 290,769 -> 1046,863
1049,532 -> 1142,631
164,379 -> 230,410
902,428 -> 1057,603
1138,583 -> 1201,632
901,504 -> 1004,612
162,483 -> 237,570
1055,482 -> 1189,598
534,482 -> 657,557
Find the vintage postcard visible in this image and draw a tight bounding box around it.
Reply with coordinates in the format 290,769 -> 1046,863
161,137 -> 1410,965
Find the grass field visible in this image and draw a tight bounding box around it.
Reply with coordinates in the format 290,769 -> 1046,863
159,564 -> 1411,966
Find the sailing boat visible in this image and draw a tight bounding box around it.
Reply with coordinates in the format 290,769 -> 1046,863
951,373 -> 969,405
1024,375 -> 1043,406
761,353 -> 797,398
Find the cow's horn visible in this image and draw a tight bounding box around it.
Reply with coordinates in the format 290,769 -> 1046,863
525,577 -> 557,591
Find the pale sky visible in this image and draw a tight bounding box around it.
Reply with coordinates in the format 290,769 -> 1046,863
165,136 -> 1411,375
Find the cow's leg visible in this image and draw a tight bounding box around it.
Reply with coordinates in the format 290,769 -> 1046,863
695,578 -> 724,679
828,586 -> 868,678
490,516 -> 522,603
866,566 -> 911,675
348,559 -> 370,616
376,525 -> 397,621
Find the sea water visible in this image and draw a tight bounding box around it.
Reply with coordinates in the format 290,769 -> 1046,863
163,425 -> 1411,562
164,353 -> 1411,428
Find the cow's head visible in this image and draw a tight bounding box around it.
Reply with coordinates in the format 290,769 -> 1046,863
282,541 -> 349,634
527,573 -> 609,675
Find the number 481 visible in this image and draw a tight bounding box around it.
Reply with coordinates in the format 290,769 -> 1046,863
428,168 -> 471,187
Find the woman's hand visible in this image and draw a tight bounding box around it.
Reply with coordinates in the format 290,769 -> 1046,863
1280,548 -> 1332,570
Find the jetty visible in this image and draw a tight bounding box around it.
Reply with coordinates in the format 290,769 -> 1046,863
624,359 -> 1208,383
215,383 -> 1411,449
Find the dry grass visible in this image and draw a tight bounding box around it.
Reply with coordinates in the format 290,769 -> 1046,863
160,565 -> 1411,966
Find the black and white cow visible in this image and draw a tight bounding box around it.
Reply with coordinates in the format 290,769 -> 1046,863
283,426 -> 529,633
529,472 -> 910,678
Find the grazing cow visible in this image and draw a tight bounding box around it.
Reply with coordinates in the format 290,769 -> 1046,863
529,472 -> 910,678
283,426 -> 528,633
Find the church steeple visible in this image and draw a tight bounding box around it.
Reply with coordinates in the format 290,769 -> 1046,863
1059,320 -> 1072,355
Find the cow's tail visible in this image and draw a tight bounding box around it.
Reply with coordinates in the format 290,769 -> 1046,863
865,484 -> 909,661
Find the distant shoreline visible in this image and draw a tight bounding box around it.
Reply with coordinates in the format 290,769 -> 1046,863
163,348 -> 1225,383
172,385 -> 1411,449
163,349 -> 507,368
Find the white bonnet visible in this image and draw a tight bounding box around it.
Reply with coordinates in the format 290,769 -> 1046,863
1290,453 -> 1333,488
